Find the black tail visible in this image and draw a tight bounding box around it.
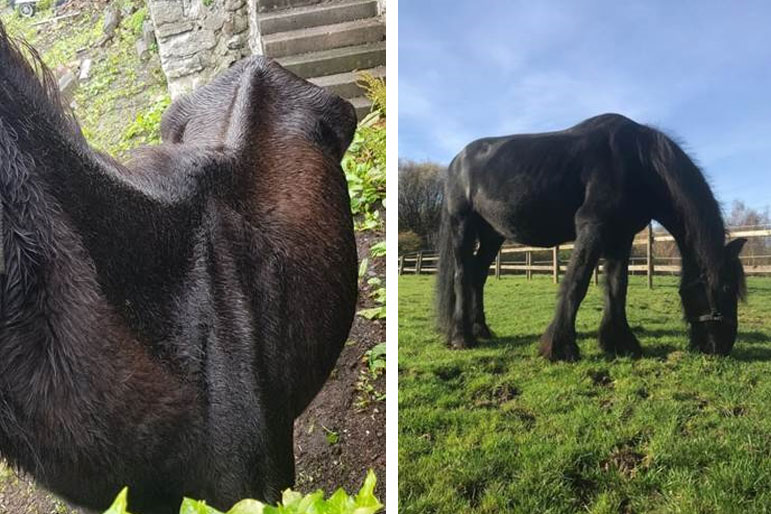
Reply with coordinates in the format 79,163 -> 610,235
435,202 -> 455,339
435,159 -> 459,339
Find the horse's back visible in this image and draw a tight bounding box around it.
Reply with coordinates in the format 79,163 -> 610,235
447,114 -> 651,245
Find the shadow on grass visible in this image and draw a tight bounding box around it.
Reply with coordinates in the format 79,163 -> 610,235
476,327 -> 771,362
729,345 -> 771,362
480,333 -> 541,349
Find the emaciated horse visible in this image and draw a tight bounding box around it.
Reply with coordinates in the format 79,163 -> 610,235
0,21 -> 357,513
437,113 -> 746,361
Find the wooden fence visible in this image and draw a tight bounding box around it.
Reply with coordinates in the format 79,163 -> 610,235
398,225 -> 771,287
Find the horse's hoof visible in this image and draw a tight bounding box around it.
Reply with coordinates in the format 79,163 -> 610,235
599,325 -> 643,358
539,332 -> 580,362
448,335 -> 477,350
472,323 -> 494,340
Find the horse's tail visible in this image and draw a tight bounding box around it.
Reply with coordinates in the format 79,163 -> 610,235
435,160 -> 458,339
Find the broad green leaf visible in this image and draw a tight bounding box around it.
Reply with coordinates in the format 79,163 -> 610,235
180,498 -> 223,514
226,499 -> 266,514
358,258 -> 369,278
103,487 -> 130,514
352,470 -> 382,514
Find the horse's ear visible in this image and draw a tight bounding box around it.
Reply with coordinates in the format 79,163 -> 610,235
726,238 -> 747,258
313,96 -> 357,161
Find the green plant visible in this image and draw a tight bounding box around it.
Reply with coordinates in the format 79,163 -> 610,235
343,76 -> 386,232
358,277 -> 385,320
356,72 -> 385,115
370,241 -> 386,258
322,425 -> 340,446
365,342 -> 386,375
115,95 -> 171,152
126,7 -> 147,36
104,470 -> 382,513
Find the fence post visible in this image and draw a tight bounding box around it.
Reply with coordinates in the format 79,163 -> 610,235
594,262 -> 599,285
415,251 -> 423,275
495,249 -> 501,279
398,255 -> 404,275
553,246 -> 559,284
526,251 -> 532,280
647,223 -> 654,289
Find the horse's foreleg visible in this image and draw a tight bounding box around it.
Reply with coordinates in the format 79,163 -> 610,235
259,416 -> 295,504
449,215 -> 477,349
598,241 -> 642,357
539,224 -> 602,361
470,227 -> 504,339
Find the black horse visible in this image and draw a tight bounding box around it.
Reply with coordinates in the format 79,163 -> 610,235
0,21 -> 357,513
437,113 -> 746,361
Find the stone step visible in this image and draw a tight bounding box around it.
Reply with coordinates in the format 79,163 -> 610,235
258,0 -> 322,13
350,95 -> 373,120
310,65 -> 385,99
263,18 -> 384,58
277,41 -> 385,79
259,0 -> 379,36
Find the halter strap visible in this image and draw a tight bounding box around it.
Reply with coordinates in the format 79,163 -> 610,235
680,274 -> 725,324
696,311 -> 724,323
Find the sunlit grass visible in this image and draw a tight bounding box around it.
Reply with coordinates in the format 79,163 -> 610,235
399,274 -> 771,513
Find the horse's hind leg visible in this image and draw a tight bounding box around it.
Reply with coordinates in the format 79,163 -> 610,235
598,238 -> 642,357
470,220 -> 504,339
539,218 -> 603,362
449,213 -> 478,349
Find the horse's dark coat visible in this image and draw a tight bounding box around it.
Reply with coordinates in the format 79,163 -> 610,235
436,113 -> 746,361
0,21 -> 357,513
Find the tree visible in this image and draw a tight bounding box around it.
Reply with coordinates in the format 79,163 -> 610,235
725,201 -> 770,262
398,160 -> 444,249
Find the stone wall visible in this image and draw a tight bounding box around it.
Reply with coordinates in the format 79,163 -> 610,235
149,0 -> 386,98
148,0 -> 253,98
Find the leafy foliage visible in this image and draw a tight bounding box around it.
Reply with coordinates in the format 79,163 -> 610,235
103,471 -> 382,514
358,277 -> 385,320
126,7 -> 148,36
1,4 -> 169,158
355,72 -> 386,115
365,343 -> 386,375
343,111 -> 386,232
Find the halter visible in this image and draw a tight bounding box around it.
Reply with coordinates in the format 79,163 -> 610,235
679,274 -> 724,324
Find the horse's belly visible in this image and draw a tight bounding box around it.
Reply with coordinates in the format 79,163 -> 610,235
478,194 -> 578,247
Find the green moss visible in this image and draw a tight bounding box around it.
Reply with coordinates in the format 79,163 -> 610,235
126,7 -> 147,36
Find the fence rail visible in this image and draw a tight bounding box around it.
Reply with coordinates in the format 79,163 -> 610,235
398,225 -> 771,286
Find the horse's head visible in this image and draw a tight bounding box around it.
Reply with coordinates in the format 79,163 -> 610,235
159,56 -> 357,163
680,238 -> 747,355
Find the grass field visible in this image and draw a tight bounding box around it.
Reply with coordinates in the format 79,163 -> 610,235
399,274 -> 771,513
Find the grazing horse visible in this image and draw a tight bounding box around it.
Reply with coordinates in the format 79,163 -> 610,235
0,21 -> 357,514
436,113 -> 746,361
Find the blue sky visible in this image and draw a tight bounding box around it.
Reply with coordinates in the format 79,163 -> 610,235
399,0 -> 771,212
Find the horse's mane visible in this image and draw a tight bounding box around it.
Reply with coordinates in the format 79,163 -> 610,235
0,20 -> 83,145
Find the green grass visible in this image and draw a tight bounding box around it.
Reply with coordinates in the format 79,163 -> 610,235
399,274 -> 771,513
